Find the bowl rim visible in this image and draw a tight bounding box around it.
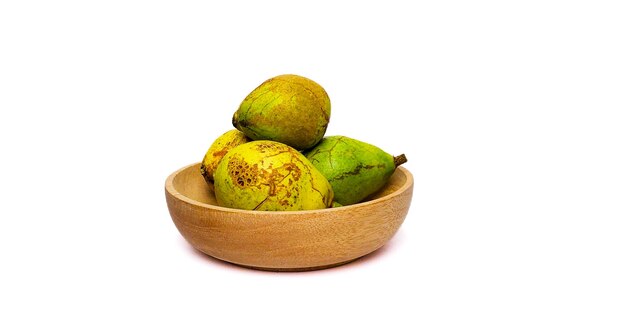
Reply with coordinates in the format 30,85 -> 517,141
165,162 -> 413,215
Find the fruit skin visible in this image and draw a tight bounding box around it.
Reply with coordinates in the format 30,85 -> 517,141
200,129 -> 250,184
304,136 -> 407,206
232,74 -> 331,150
213,140 -> 334,211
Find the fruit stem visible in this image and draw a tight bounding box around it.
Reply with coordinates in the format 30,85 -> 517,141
394,154 -> 407,167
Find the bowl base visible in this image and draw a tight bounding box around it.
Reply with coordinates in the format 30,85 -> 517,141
199,251 -> 365,272
234,257 -> 362,272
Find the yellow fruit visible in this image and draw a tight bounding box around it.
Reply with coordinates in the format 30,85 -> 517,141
200,129 -> 250,184
213,140 -> 334,211
232,74 -> 331,150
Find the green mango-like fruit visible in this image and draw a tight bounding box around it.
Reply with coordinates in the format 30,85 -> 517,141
214,140 -> 334,211
200,129 -> 250,184
232,74 -> 331,150
304,136 -> 407,205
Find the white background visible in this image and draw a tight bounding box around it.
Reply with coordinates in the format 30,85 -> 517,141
1,1 -> 625,332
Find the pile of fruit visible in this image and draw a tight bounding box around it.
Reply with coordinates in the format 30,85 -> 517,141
200,74 -> 407,211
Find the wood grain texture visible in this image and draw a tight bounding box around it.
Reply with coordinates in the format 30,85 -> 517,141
165,163 -> 413,271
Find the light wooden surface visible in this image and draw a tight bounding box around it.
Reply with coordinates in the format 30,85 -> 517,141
165,163 -> 414,271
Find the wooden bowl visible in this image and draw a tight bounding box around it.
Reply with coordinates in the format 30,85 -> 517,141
165,163 -> 413,271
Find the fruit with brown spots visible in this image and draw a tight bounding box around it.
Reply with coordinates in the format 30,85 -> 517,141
200,129 -> 250,184
304,136 -> 407,206
213,140 -> 334,211
232,74 -> 331,150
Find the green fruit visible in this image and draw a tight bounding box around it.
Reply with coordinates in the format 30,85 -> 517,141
232,74 -> 331,150
213,140 -> 334,211
200,129 -> 250,184
331,201 -> 343,208
304,136 -> 407,206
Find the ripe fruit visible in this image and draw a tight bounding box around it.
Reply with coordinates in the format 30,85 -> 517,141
200,129 -> 250,184
213,140 -> 334,211
232,74 -> 331,150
